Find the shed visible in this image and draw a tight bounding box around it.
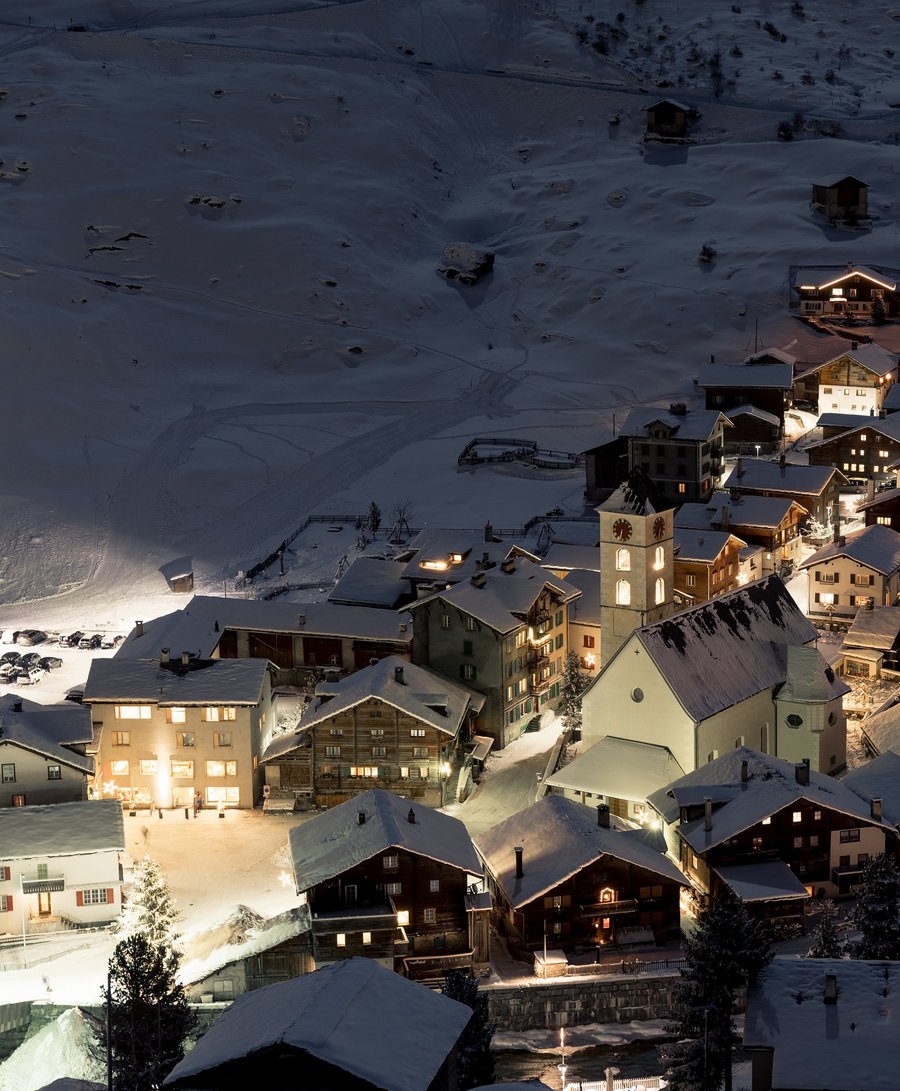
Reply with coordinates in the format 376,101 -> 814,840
811,175 -> 869,221
645,99 -> 690,139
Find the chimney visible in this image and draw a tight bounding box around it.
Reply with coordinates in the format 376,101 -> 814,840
833,519 -> 841,544
847,260 -> 853,274
851,340 -> 858,351
160,648 -> 170,665
297,614 -> 305,626
501,558 -> 515,573
795,759 -> 811,786
710,353 -> 715,364
181,651 -> 190,666
741,759 -> 749,783
214,620 -> 220,632
357,811 -> 366,825
407,807 -> 416,824
824,973 -> 838,1005
704,797 -> 713,832
597,803 -> 610,828
135,620 -> 144,638
471,572 -> 487,588
13,700 -> 22,713
736,457 -> 744,479
779,452 -> 786,470
514,846 -> 524,879
871,797 -> 883,821
484,521 -> 494,542
394,665 -> 405,685
838,535 -> 846,548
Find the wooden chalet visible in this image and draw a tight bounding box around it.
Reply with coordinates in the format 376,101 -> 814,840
810,175 -> 869,222
793,342 -> 898,417
806,415 -> 900,486
644,98 -> 690,139
288,789 -> 488,982
791,264 -> 900,321
673,527 -> 746,604
723,455 -> 845,525
475,794 -> 685,955
698,358 -> 793,424
722,405 -> 781,455
858,485 -> 900,530
676,493 -> 807,575
799,523 -> 900,621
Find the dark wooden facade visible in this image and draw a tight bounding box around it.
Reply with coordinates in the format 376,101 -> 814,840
493,854 -> 681,954
584,436 -> 628,504
216,626 -> 411,676
795,271 -> 899,318
861,489 -> 900,530
811,176 -> 868,222
306,846 -> 475,977
722,410 -> 781,454
673,537 -> 744,604
808,425 -> 900,484
645,99 -> 689,139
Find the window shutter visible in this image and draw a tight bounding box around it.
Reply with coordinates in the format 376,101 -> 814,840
76,890 -> 84,907
850,573 -> 856,585
0,866 -> 8,881
815,571 -> 821,582
107,888 -> 115,904
4,895 -> 11,912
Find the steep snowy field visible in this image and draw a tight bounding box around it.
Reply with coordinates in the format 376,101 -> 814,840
1,0 -> 899,631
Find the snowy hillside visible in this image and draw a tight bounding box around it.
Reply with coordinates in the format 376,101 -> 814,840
2,0 -> 899,628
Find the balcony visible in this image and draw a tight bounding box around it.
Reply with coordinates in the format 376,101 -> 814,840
578,898 -> 638,917
531,676 -> 552,696
527,649 -> 550,669
21,874 -> 66,894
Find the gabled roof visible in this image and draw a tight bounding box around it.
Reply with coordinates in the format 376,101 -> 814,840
288,789 -> 482,891
619,407 -> 731,444
856,700 -> 900,756
843,606 -> 900,651
814,175 -> 868,189
648,747 -> 887,852
544,736 -> 684,803
474,795 -> 685,911
723,459 -> 846,496
162,958 -> 471,1091
800,341 -> 898,376
698,362 -> 793,390
723,404 -> 780,428
84,657 -> 270,705
539,543 -> 601,573
794,264 -> 898,292
646,98 -> 690,111
675,493 -> 806,532
327,557 -> 409,608
399,534 -> 538,584
798,523 -> 900,576
674,527 -> 747,564
841,751 -> 900,828
406,564 -> 580,635
714,860 -> 808,903
0,799 -> 125,860
744,958 -> 900,1090
806,414 -> 900,449
618,576 -> 817,724
0,695 -> 94,774
744,347 -> 797,366
857,486 -> 900,512
264,657 -> 483,760
598,467 -> 668,517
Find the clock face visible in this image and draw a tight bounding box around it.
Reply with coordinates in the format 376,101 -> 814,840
613,518 -> 632,542
653,516 -> 666,541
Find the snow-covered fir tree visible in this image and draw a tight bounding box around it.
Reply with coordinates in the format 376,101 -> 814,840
851,852 -> 900,960
559,650 -> 588,734
442,969 -> 494,1089
806,900 -> 844,959
366,500 -> 382,534
116,854 -> 182,949
661,885 -> 772,1091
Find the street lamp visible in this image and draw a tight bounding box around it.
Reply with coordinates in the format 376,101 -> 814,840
754,444 -> 761,459
439,762 -> 451,807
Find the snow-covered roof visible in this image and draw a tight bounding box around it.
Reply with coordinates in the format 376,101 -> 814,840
180,906 -> 311,985
843,606 -> 900,651
884,384 -> 900,411
855,699 -> 900,756
857,486 -> 900,511
646,98 -> 690,111
674,527 -> 746,564
648,747 -> 884,851
539,543 -> 601,573
264,657 -> 482,760
544,736 -> 684,803
0,695 -> 94,775
723,459 -> 844,496
84,656 -> 270,705
289,788 -> 482,891
841,751 -> 900,828
798,523 -> 900,576
793,264 -> 899,293
163,957 -> 471,1091
474,795 -> 685,911
622,576 -> 817,725
676,494 -> 805,532
407,564 -> 580,635
618,407 -> 731,443
697,362 -> 793,390
743,958 -> 900,1090
0,799 -> 124,860
327,557 -> 409,608
743,347 -> 797,366
723,403 -> 781,427
801,339 -> 898,375
562,569 -> 602,626
806,413 -> 900,448
714,859 -> 808,902
117,596 -> 414,659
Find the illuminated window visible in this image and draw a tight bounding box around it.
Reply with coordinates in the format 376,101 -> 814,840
678,483 -> 686,494
616,579 -> 631,606
762,816 -> 771,825
424,908 -> 436,923
336,933 -> 346,947
139,760 -> 158,775
616,548 -> 631,572
166,707 -> 186,724
206,786 -> 240,804
110,760 -> 130,776
655,578 -> 665,605
362,931 -> 372,945
397,910 -> 410,926
176,732 -> 195,748
400,766 -> 409,779
792,811 -> 802,823
654,546 -> 665,570
202,707 -> 236,722
170,759 -> 194,778
115,706 -> 151,720
112,732 -> 130,747
206,760 -> 237,777
410,728 -> 426,737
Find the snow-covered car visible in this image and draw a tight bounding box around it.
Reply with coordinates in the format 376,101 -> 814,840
17,652 -> 42,669
60,631 -> 84,648
0,662 -> 20,680
0,651 -> 20,665
78,634 -> 103,649
39,656 -> 64,670
16,667 -> 44,685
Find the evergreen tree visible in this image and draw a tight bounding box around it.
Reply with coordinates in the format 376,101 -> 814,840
559,650 -> 588,734
442,969 -> 494,1090
872,295 -> 886,326
116,855 -> 182,949
366,501 -> 382,534
807,900 -> 844,959
105,933 -> 196,1091
851,852 -> 900,959
661,885 -> 773,1091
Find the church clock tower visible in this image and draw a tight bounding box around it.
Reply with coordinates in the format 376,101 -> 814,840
598,470 -> 675,668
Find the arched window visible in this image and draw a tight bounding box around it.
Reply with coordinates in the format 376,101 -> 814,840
654,546 -> 665,570
616,579 -> 631,606
616,548 -> 631,572
655,577 -> 665,605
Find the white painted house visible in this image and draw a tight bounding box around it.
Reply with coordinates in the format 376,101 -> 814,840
0,799 -> 125,931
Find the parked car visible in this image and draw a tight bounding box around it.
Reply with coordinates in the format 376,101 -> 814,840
0,651 -> 21,665
0,662 -> 20,680
64,686 -> 85,704
79,634 -> 103,649
60,631 -> 84,648
15,630 -> 47,646
16,667 -> 44,685
39,656 -> 64,670
18,652 -> 42,669
100,634 -> 124,649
